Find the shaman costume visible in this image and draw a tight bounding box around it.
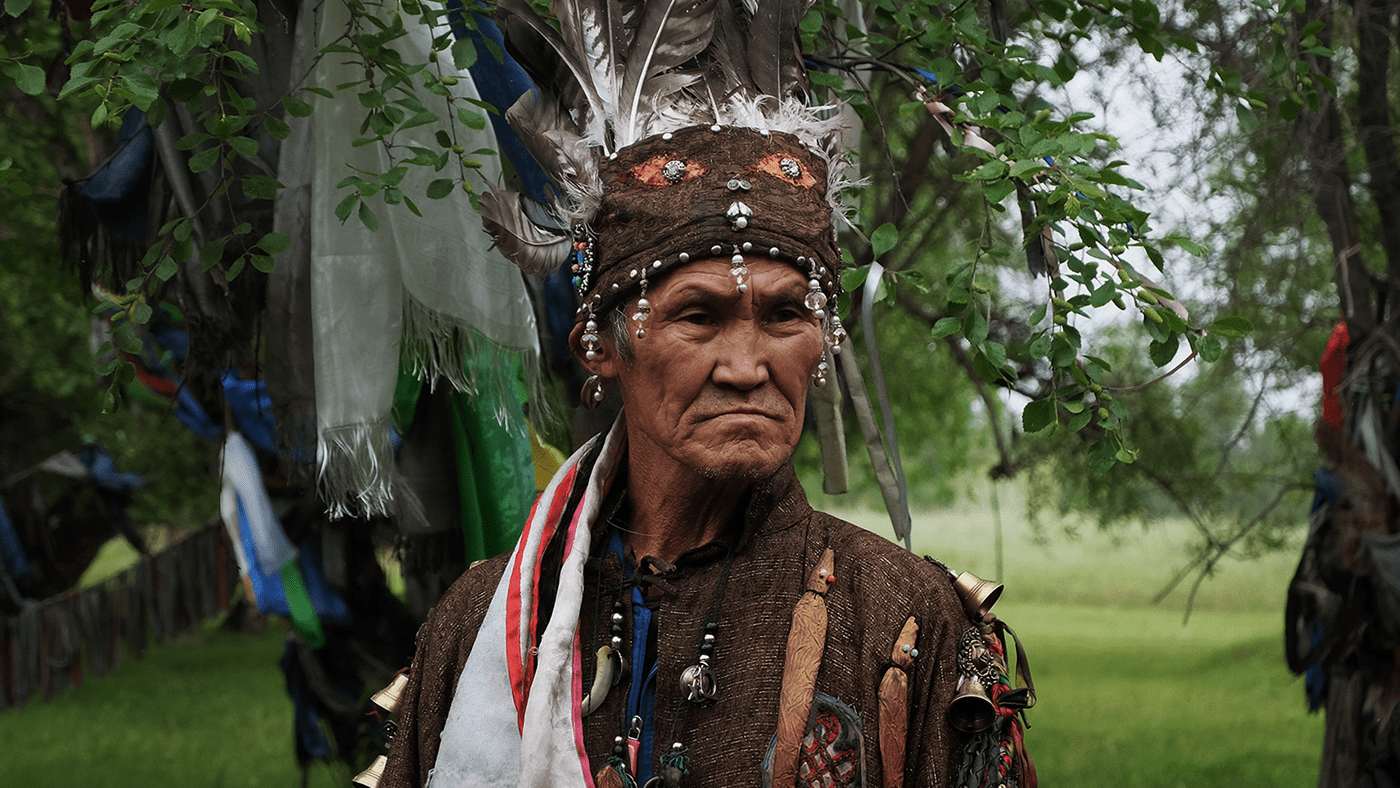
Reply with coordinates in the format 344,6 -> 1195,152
371,421 -> 1033,788
360,2 -> 1036,786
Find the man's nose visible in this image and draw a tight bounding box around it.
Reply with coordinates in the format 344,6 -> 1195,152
710,322 -> 771,391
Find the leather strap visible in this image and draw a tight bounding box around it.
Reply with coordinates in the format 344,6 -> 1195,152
878,616 -> 920,788
772,548 -> 836,787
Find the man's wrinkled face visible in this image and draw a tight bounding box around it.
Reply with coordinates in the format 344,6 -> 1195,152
601,257 -> 825,480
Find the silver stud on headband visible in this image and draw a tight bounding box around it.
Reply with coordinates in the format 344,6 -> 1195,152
780,157 -> 801,179
726,201 -> 752,230
663,160 -> 686,184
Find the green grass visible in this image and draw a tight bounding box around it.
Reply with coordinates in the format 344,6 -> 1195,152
2,620 -> 345,788
5,495 -> 1324,786
1000,602 -> 1320,787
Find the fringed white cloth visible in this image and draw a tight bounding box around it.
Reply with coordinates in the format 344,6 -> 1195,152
296,0 -> 539,518
432,417 -> 627,788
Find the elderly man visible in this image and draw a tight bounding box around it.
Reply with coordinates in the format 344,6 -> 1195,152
370,3 -> 1033,787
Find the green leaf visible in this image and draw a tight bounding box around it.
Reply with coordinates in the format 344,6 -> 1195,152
1235,103 -> 1260,133
358,201 -> 379,231
113,322 -> 143,354
257,232 -> 292,255
176,132 -> 213,151
1210,315 -> 1255,338
242,174 -> 284,200
871,223 -> 898,259
12,64 -> 45,96
1198,334 -> 1224,363
200,237 -> 228,269
5,0 -> 34,15
380,166 -> 408,187
1066,408 -> 1093,432
282,95 -> 315,118
426,178 -> 455,199
1022,398 -> 1057,433
1148,335 -> 1179,367
982,340 -> 1007,369
251,254 -> 276,273
188,146 -> 220,173
931,316 -> 962,338
457,107 -> 487,130
335,193 -> 358,222
451,37 -> 477,69
963,310 -> 989,345
265,115 -> 291,140
195,8 -> 219,32
359,89 -> 387,109
228,135 -> 259,158
1009,158 -> 1045,179
155,256 -> 179,281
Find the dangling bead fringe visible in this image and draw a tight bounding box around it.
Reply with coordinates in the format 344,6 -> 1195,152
633,272 -> 651,338
582,375 -> 607,408
730,251 -> 748,293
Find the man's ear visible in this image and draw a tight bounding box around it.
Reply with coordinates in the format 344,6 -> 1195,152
567,320 -> 623,378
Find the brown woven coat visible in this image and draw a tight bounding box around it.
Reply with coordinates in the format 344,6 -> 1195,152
380,463 -> 971,788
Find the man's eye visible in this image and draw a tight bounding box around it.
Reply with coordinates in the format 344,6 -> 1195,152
679,311 -> 714,325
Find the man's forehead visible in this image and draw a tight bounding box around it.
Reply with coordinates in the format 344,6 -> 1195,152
655,258 -> 808,298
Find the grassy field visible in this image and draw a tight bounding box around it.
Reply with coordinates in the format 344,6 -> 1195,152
1,495 -> 1323,787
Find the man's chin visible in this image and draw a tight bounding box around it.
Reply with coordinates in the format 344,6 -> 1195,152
688,450 -> 790,482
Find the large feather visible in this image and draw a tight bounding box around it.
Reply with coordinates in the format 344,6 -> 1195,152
480,190 -> 574,276
746,0 -> 811,99
618,0 -> 720,144
496,0 -> 606,137
556,0 -> 639,114
706,0 -> 758,98
505,88 -> 591,189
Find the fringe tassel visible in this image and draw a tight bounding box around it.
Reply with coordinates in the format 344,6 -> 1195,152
399,292 -> 545,425
317,419 -> 399,520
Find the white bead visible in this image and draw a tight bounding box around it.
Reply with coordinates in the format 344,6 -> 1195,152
734,216 -> 747,229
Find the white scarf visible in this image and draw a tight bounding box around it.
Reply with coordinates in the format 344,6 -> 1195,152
290,0 -> 539,518
432,417 -> 627,787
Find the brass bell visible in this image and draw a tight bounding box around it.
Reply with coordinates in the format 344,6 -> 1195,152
352,755 -> 388,788
371,673 -> 410,715
948,675 -> 997,733
951,571 -> 1003,622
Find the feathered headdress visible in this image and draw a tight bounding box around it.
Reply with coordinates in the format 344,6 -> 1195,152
480,0 -> 853,333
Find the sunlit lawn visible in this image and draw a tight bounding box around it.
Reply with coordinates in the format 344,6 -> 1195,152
1,493 -> 1322,787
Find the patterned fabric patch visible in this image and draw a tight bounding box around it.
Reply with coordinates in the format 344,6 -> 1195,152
798,708 -> 860,787
762,693 -> 865,788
